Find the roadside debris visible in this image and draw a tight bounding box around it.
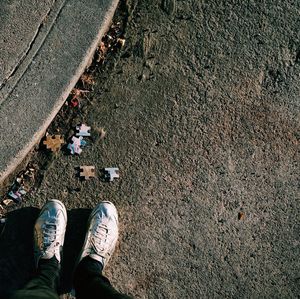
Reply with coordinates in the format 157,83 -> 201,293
80,166 -> 96,180
4,165 -> 37,207
22,166 -> 36,181
76,124 -> 91,137
99,128 -> 106,139
68,136 -> 86,155
0,217 -> 6,238
117,38 -> 126,47
104,168 -> 120,182
4,174 -> 29,206
95,127 -> 106,139
97,41 -> 108,62
238,211 -> 245,220
70,98 -> 80,108
69,88 -> 89,108
96,21 -> 125,64
2,199 -> 13,206
81,74 -> 95,87
8,188 -> 26,203
71,88 -> 89,98
0,205 -> 5,218
43,135 -> 64,152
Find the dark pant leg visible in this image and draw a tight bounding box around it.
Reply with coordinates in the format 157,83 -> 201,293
10,257 -> 60,299
74,257 -> 132,299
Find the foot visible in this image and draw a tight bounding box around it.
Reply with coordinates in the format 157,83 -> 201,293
78,201 -> 119,269
34,199 -> 67,266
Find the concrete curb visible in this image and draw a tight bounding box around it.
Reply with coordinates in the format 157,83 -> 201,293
0,0 -> 119,187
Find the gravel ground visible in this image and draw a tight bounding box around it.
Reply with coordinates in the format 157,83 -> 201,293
1,0 -> 300,298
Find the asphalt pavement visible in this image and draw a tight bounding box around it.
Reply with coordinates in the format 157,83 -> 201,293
0,0 -> 299,298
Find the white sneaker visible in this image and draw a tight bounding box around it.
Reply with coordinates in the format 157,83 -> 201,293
34,199 -> 67,266
78,201 -> 119,269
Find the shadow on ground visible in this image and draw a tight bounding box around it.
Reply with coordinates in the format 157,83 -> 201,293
0,207 -> 91,299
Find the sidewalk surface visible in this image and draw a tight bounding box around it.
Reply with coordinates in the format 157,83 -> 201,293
0,0 -> 119,187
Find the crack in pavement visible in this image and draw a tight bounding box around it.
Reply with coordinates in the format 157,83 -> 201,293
0,0 -> 67,105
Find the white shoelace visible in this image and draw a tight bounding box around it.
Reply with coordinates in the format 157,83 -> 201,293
42,221 -> 58,249
91,224 -> 110,254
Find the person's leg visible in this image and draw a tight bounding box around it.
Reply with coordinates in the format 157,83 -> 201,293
74,256 -> 132,299
74,201 -> 132,299
10,257 -> 60,299
10,199 -> 67,299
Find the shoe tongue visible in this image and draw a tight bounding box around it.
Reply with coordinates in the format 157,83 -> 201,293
46,223 -> 56,229
44,223 -> 57,245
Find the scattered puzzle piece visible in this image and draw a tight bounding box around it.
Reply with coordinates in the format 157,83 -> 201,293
80,166 -> 96,180
43,135 -> 64,152
104,168 -> 120,182
76,124 -> 91,137
68,136 -> 86,155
